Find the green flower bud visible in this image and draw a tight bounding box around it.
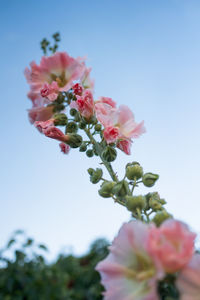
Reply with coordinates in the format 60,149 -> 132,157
142,173 -> 159,187
86,149 -> 94,157
79,143 -> 87,152
70,108 -> 77,116
66,134 -> 82,148
88,116 -> 97,124
89,168 -> 103,184
149,199 -> 162,211
126,163 -> 143,180
54,113 -> 68,126
87,168 -> 94,176
98,181 -> 116,198
74,113 -> 81,122
126,195 -> 146,212
79,121 -> 86,129
65,122 -> 78,133
152,210 -> 173,226
101,146 -> 117,162
95,124 -> 102,131
112,180 -> 130,198
56,93 -> 65,104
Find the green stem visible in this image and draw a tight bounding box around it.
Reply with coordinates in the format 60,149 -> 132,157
84,128 -> 118,182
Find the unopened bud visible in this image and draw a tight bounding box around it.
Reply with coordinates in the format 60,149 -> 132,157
112,180 -> 130,198
79,121 -> 86,129
126,163 -> 143,180
98,181 -> 116,198
152,210 -> 173,226
142,173 -> 159,187
102,146 -> 117,162
70,108 -> 77,116
95,124 -> 102,131
86,149 -> 94,157
54,113 -> 68,126
66,134 -> 82,148
87,168 -> 94,176
66,122 -> 78,133
89,168 -> 103,184
79,143 -> 87,152
126,195 -> 146,212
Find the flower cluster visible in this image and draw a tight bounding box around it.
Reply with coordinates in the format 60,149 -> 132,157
25,34 -> 200,300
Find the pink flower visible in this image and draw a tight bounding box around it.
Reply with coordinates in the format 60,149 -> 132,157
28,106 -> 54,124
25,52 -> 86,101
72,83 -> 83,96
176,254 -> 200,300
40,81 -> 59,101
117,139 -> 132,155
95,103 -> 145,154
96,220 -> 163,300
148,219 -> 196,273
43,127 -> 69,142
96,97 -> 116,108
81,67 -> 94,91
59,142 -> 70,154
34,119 -> 55,133
71,89 -> 94,120
103,126 -> 120,143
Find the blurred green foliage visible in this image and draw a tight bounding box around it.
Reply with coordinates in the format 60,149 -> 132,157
0,231 -> 109,300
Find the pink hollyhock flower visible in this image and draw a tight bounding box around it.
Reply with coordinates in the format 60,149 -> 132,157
96,97 -> 116,108
95,103 -> 145,153
25,52 -> 86,101
40,81 -> 59,101
71,89 -> 94,120
34,119 -> 55,133
103,126 -> 120,143
81,67 -> 94,91
28,106 -> 54,124
176,254 -> 200,300
148,219 -> 196,273
117,139 -> 132,155
59,142 -> 70,154
72,83 -> 83,96
96,221 -> 164,300
43,127 -> 69,142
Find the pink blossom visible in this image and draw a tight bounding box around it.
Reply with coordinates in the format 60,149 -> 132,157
103,126 -> 120,143
72,83 -> 83,96
148,219 -> 196,273
176,254 -> 200,300
71,89 -> 94,120
96,220 -> 163,300
43,127 -> 69,142
25,52 -> 86,101
96,97 -> 116,108
117,139 -> 132,155
34,119 -> 55,133
59,142 -> 70,154
40,81 -> 59,101
95,103 -> 145,153
28,106 -> 54,124
81,67 -> 94,91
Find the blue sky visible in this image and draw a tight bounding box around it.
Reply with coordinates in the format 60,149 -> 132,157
1,0 -> 200,259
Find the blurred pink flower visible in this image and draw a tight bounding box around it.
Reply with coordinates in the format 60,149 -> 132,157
81,67 -> 94,91
103,126 -> 120,144
40,81 -> 59,101
28,106 -> 54,124
43,127 -> 69,142
96,221 -> 163,300
95,97 -> 116,108
59,142 -> 70,154
176,254 -> 200,300
25,52 -> 86,101
71,89 -> 94,120
148,219 -> 196,273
